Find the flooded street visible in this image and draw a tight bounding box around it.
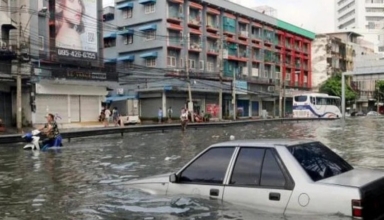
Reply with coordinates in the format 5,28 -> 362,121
1,118 -> 384,220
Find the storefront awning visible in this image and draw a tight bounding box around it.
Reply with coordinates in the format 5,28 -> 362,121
138,0 -> 156,5
116,2 -> 134,9
117,55 -> 134,61
140,52 -> 158,59
103,32 -> 117,39
138,24 -> 157,31
105,95 -> 137,102
118,29 -> 134,35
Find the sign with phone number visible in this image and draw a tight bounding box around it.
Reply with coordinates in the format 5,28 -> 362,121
57,48 -> 97,60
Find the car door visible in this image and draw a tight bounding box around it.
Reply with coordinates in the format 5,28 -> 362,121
222,147 -> 294,214
166,146 -> 237,200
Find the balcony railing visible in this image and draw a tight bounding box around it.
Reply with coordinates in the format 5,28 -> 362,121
189,41 -> 202,50
189,16 -> 201,26
207,47 -> 219,53
169,38 -> 183,47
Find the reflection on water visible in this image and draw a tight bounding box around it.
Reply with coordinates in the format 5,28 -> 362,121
1,118 -> 384,219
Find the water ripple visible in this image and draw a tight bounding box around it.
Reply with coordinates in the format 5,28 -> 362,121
0,118 -> 383,219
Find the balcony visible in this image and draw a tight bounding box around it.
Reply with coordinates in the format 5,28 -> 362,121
253,52 -> 262,62
238,48 -> 248,61
206,14 -> 219,32
189,41 -> 202,52
239,30 -> 249,39
188,5 -> 202,28
189,16 -> 202,28
168,37 -> 183,49
0,43 -> 16,60
207,47 -> 219,56
167,3 -> 183,23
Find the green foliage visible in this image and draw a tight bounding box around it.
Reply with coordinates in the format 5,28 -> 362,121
319,74 -> 357,100
374,80 -> 384,100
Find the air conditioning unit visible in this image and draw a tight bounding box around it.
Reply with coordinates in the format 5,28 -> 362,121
267,86 -> 275,92
117,88 -> 124,95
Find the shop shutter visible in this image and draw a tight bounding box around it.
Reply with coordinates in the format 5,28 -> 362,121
70,95 -> 80,122
80,95 -> 100,122
140,98 -> 162,118
35,95 -> 68,124
0,92 -> 12,126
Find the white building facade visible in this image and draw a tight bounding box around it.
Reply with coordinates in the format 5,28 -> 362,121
335,0 -> 384,53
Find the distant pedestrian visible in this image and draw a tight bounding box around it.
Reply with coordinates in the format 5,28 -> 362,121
180,108 -> 188,133
104,107 -> 111,127
167,106 -> 173,123
112,107 -> 120,127
158,107 -> 163,124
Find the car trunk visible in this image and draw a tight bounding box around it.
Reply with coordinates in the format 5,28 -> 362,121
360,177 -> 384,220
318,168 -> 384,220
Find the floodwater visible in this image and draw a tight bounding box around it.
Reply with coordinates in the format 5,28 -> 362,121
1,118 -> 384,220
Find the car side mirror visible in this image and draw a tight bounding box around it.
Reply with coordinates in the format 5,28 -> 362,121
169,173 -> 178,183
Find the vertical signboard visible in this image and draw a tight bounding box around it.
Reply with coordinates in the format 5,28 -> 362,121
54,0 -> 98,60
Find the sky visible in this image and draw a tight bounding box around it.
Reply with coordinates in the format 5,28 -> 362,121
103,0 -> 335,34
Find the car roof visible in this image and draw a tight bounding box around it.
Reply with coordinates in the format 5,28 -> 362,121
210,139 -> 317,148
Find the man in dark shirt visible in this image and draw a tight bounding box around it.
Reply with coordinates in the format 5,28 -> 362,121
39,113 -> 60,147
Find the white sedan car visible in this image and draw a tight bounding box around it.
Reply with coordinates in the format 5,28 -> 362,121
126,139 -> 384,220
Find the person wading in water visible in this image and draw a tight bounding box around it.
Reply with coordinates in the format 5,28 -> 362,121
180,108 -> 188,133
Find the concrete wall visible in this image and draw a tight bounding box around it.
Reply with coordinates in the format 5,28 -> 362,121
311,36 -> 328,91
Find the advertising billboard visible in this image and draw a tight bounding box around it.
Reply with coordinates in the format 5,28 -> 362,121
54,0 -> 98,60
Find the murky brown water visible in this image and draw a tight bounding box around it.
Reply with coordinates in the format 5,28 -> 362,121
0,118 -> 383,220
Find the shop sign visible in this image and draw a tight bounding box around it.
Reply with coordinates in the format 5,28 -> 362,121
51,69 -> 118,82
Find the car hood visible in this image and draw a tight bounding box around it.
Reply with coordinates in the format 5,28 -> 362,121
126,173 -> 171,185
318,168 -> 384,187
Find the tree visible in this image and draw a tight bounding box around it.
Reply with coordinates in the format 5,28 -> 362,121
319,73 -> 357,100
373,80 -> 384,101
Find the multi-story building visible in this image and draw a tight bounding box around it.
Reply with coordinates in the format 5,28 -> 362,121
334,0 -> 384,53
311,31 -> 376,111
0,0 -> 118,128
104,0 -> 315,119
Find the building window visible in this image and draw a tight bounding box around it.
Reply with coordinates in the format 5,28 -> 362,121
38,36 -> 44,50
180,58 -> 184,68
207,62 -> 214,72
104,38 -> 116,48
188,59 -> 196,69
143,30 -> 156,41
144,3 -> 155,14
123,8 -> 132,18
124,35 -> 133,44
145,58 -> 156,67
167,56 -> 177,67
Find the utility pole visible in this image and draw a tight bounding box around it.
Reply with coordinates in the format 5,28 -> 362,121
16,3 -> 23,132
279,71 -> 283,118
185,35 -> 194,122
218,36 -> 223,120
232,62 -> 236,120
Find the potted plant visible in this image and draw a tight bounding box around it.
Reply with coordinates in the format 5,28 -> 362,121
203,113 -> 212,122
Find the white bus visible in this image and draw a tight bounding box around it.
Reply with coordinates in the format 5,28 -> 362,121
292,93 -> 341,118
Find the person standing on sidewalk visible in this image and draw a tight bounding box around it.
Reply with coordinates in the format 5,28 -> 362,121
180,108 -> 188,133
158,107 -> 163,124
167,106 -> 173,123
104,107 -> 111,127
112,107 -> 120,127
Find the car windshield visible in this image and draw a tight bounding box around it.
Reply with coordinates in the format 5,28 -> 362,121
287,142 -> 353,181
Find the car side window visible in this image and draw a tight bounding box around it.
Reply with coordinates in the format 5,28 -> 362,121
260,149 -> 286,187
230,148 -> 265,186
179,147 -> 235,184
